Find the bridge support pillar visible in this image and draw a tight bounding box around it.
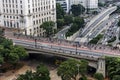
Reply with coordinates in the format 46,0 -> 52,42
96,57 -> 106,77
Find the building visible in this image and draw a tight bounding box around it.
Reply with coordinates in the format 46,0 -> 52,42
0,0 -> 56,36
87,0 -> 98,9
68,0 -> 98,11
56,0 -> 69,13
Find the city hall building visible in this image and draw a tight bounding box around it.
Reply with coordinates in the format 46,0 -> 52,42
0,0 -> 56,36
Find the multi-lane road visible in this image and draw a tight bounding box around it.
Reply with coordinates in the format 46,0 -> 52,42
78,6 -> 117,43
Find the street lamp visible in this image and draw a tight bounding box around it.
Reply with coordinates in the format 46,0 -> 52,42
35,38 -> 37,48
76,43 -> 77,54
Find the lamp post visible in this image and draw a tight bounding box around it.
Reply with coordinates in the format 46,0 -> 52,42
76,43 -> 77,54
35,38 -> 37,48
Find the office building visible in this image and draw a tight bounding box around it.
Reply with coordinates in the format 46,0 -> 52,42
0,0 -> 56,36
56,0 -> 69,13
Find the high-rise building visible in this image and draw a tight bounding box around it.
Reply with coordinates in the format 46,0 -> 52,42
68,0 -> 98,11
0,0 -> 56,36
87,0 -> 98,9
56,0 -> 69,13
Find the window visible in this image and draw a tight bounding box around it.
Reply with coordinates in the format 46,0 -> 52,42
21,10 -> 23,14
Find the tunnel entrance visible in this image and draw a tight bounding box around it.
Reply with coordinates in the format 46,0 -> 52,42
87,66 -> 96,76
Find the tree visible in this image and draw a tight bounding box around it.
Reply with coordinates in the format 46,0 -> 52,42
41,21 -> 55,37
0,28 -> 5,37
66,23 -> 78,37
79,75 -> 87,80
115,6 -> 120,13
106,57 -> 120,80
57,59 -> 88,80
71,4 -> 85,16
56,3 -> 65,19
118,19 -> 120,27
0,55 -> 4,64
112,75 -> 120,80
17,64 -> 50,80
12,45 -> 28,59
74,17 -> 84,28
17,70 -> 34,80
94,73 -> 104,80
64,15 -> 73,25
35,64 -> 50,80
57,19 -> 65,29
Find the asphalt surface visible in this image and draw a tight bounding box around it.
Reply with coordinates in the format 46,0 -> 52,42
11,37 -> 120,58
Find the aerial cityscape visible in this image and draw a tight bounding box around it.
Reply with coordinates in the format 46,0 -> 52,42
0,0 -> 120,80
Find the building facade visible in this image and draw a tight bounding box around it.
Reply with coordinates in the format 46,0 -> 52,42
87,0 -> 98,9
0,0 -> 56,36
68,0 -> 98,12
56,0 -> 69,13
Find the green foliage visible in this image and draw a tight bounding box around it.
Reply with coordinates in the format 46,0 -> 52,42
94,73 -> 104,80
41,21 -> 55,37
17,64 -> 50,80
89,34 -> 103,44
57,19 -> 65,29
0,55 -> 4,64
64,15 -> 73,25
11,45 -> 28,59
66,23 -> 78,37
8,52 -> 19,64
0,35 -> 28,67
106,57 -> 120,80
112,75 -> 120,80
56,3 -> 65,19
71,4 -> 85,16
107,37 -> 116,43
118,19 -> 120,27
79,75 -> 88,80
98,3 -> 105,7
57,59 -> 88,80
0,28 -> 5,37
115,6 -> 120,13
66,17 -> 85,37
92,11 -> 98,15
74,17 -> 84,28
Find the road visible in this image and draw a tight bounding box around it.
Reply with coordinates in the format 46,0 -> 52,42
78,6 -> 117,43
54,25 -> 71,39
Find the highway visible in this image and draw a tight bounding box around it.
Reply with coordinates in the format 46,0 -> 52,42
78,6 -> 117,43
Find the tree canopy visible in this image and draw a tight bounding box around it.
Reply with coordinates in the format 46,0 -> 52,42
106,57 -> 120,80
118,19 -> 120,27
56,3 -> 65,19
57,59 -> 88,80
94,73 -> 104,80
66,17 -> 85,37
71,4 -> 85,16
0,29 -> 28,68
17,64 -> 50,80
40,21 -> 55,37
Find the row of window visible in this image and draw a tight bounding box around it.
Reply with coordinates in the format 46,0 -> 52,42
4,20 -> 19,28
3,9 -> 23,14
3,0 -> 22,4
4,15 -> 19,19
33,16 -> 51,25
32,11 -> 51,18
